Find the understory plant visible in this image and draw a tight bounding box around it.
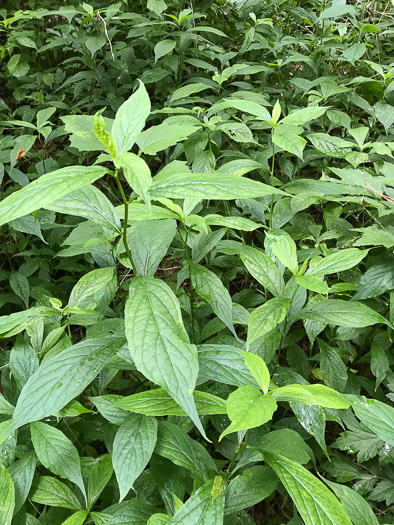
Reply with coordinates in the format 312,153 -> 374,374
0,1 -> 394,524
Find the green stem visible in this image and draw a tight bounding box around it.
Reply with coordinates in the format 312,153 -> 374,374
269,139 -> 276,229
277,283 -> 300,366
183,227 -> 196,344
114,170 -> 138,275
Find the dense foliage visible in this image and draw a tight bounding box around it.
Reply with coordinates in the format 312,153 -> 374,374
0,0 -> 394,523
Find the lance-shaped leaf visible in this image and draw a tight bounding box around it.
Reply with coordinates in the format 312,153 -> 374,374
270,384 -> 351,409
167,478 -> 225,524
307,248 -> 369,277
294,299 -> 389,327
240,244 -> 285,297
266,232 -> 298,275
150,173 -> 286,200
30,422 -> 86,500
125,276 -> 205,437
155,422 -> 217,480
8,453 -> 37,515
353,397 -> 394,446
241,351 -> 270,394
11,336 -> 125,430
114,388 -> 226,416
263,452 -> 351,525
191,263 -> 236,337
29,476 -> 81,510
0,464 -> 14,525
113,413 -> 158,501
0,166 -> 108,227
130,219 -> 177,275
112,80 -> 151,155
247,297 -> 290,344
45,185 -> 121,233
325,480 -> 379,525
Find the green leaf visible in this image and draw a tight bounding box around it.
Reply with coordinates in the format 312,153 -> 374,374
270,384 -> 351,409
171,83 -> 209,103
0,394 -> 14,416
205,214 -> 259,231
374,100 -> 394,131
247,297 -> 290,344
197,345 -> 256,387
343,43 -> 367,63
30,476 -> 81,510
113,413 -> 158,501
94,110 -> 116,156
266,232 -> 298,275
45,185 -> 121,232
137,123 -> 200,155
11,336 -> 125,430
213,98 -> 272,122
307,249 -> 368,277
150,173 -> 286,200
68,268 -> 116,310
155,421 -> 217,480
325,480 -> 379,525
88,455 -> 113,509
225,466 -> 277,515
295,299 -> 388,327
0,464 -> 14,525
154,40 -> 176,63
10,272 -> 29,308
255,429 -> 314,464
191,263 -> 235,336
0,166 -> 108,228
240,351 -> 270,394
9,337 -> 38,387
8,453 -> 37,515
220,386 -> 277,440
318,339 -> 348,392
281,106 -> 328,126
296,275 -> 328,294
353,398 -> 394,446
147,0 -> 167,15
262,452 -> 352,525
115,152 -> 151,203
167,478 -> 225,524
130,220 -> 177,275
240,244 -> 285,297
112,81 -> 151,155
273,125 -> 306,159
61,510 -> 89,525
114,388 -> 226,416
30,422 -> 86,500
125,277 -> 204,437
61,115 -> 114,152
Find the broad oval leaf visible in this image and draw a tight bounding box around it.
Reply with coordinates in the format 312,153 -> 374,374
220,386 -> 277,441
